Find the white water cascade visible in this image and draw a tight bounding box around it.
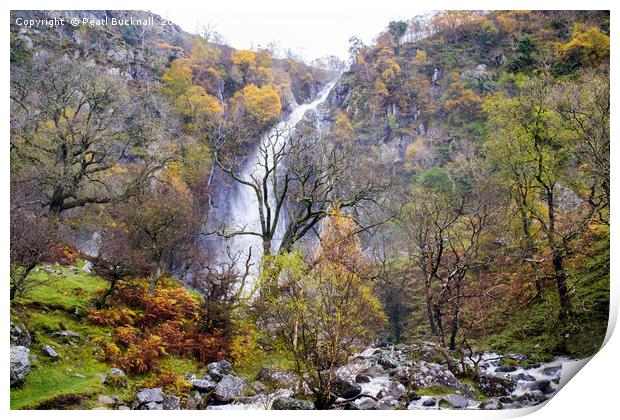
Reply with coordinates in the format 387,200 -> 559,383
220,81 -> 336,276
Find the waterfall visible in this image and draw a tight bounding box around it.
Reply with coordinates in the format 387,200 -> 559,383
218,81 -> 337,277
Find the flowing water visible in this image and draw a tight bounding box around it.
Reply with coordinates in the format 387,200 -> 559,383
219,81 -> 336,277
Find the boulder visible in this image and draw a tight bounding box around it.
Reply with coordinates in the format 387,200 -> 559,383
190,377 -> 216,392
410,362 -> 464,393
440,394 -> 469,409
42,344 -> 59,360
479,398 -> 503,410
10,345 -> 31,387
331,376 -> 362,399
355,374 -> 371,383
162,395 -> 181,410
422,397 -> 437,407
376,380 -> 406,400
392,365 -> 411,384
272,396 -> 315,410
475,374 -> 516,397
213,375 -> 249,402
132,388 -> 164,409
375,396 -> 401,409
542,365 -> 562,377
353,397 -> 377,410
514,373 -> 536,382
527,380 -> 554,394
207,360 -> 233,380
378,354 -> 399,370
10,321 -> 31,347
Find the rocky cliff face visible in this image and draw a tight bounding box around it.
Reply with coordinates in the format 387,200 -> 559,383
10,10 -> 329,102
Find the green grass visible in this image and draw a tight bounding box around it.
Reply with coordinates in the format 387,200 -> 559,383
10,266 -> 201,409
18,264 -> 108,311
416,385 -> 453,396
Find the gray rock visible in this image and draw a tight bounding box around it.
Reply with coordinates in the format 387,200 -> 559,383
527,380 -> 554,394
542,366 -> 562,377
375,396 -> 401,409
162,395 -> 181,410
353,397 -> 377,410
97,395 -> 116,406
331,376 -> 362,399
475,374 -> 516,397
42,344 -> 58,359
10,321 -> 31,347
207,360 -> 233,379
355,374 -> 371,383
190,378 -> 216,392
422,398 -> 437,407
376,380 -> 406,400
10,345 -> 31,387
479,398 -> 503,410
410,362 -> 466,393
272,396 -> 315,410
213,375 -> 249,402
441,394 -> 469,409
118,406 -> 130,410
140,401 -> 163,410
514,373 -> 536,382
378,354 -> 399,369
132,388 -> 164,409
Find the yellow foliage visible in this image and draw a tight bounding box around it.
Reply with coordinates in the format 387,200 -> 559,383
231,49 -> 256,73
560,26 -> 610,67
232,84 -> 282,125
333,110 -> 353,140
161,59 -> 192,98
413,50 -> 428,66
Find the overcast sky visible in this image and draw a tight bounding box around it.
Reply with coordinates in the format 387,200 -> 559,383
151,5 -> 429,62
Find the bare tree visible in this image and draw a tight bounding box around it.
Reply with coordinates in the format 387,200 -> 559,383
212,116 -> 384,261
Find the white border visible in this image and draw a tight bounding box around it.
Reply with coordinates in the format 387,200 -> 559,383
2,1 -> 617,418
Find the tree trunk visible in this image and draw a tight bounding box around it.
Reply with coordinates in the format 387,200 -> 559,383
553,251 -> 571,320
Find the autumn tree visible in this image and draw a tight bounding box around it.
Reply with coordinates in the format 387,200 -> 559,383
485,75 -> 603,320
10,56 -> 171,214
263,210 -> 386,408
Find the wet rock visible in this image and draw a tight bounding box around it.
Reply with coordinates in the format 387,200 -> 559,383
440,394 -> 469,409
527,379 -> 554,394
272,396 -> 315,410
190,377 -> 216,392
475,374 -> 516,397
213,374 -> 249,402
10,346 -> 31,387
410,362 -> 464,393
516,390 -> 547,405
376,381 -> 406,400
42,344 -> 58,360
378,354 -> 399,370
332,376 -> 362,399
392,365 -> 411,385
105,368 -> 127,387
355,374 -> 371,383
422,397 -> 437,407
353,397 -> 377,410
514,373 -> 536,382
257,366 -> 297,389
376,396 -> 401,409
132,388 -> 164,409
10,321 -> 31,347
207,360 -> 233,380
479,398 -> 503,410
496,365 -> 517,373
162,395 -> 181,410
